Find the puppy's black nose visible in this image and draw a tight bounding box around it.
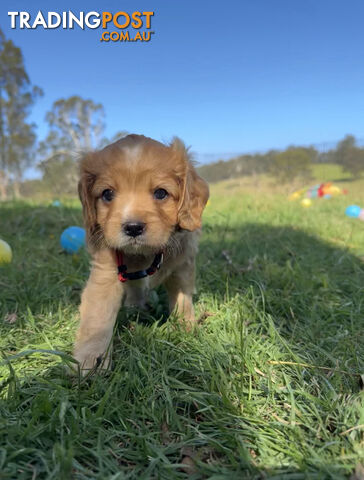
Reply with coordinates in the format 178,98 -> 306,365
123,222 -> 146,237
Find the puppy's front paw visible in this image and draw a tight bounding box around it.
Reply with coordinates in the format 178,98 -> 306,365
73,344 -> 111,375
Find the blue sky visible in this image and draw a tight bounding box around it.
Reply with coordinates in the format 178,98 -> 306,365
1,0 -> 364,167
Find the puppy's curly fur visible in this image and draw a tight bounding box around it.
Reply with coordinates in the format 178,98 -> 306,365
73,134 -> 209,371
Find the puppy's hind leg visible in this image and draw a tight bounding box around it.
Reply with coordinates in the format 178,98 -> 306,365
73,253 -> 123,373
164,260 -> 196,329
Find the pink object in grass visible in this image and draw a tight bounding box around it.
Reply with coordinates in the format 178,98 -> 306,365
359,210 -> 364,221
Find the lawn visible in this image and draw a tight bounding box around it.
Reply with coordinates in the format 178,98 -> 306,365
0,170 -> 363,479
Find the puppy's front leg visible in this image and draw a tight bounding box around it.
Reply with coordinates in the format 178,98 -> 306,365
164,260 -> 196,327
73,250 -> 122,372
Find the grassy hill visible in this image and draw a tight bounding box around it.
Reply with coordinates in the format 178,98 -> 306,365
0,173 -> 363,478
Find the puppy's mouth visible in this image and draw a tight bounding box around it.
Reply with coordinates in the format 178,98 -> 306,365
117,234 -> 162,255
123,236 -> 145,248
103,223 -> 171,255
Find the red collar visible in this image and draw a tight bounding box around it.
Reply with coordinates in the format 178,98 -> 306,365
115,250 -> 164,283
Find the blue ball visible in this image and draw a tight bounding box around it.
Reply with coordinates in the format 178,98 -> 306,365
52,200 -> 62,207
345,205 -> 362,218
60,226 -> 86,254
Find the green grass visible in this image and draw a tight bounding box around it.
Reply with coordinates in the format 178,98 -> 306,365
0,179 -> 363,479
310,163 -> 352,183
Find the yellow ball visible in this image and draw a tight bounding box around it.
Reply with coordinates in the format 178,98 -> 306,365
289,191 -> 301,201
0,239 -> 12,264
301,198 -> 312,208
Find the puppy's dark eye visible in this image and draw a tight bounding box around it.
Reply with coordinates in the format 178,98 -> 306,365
153,188 -> 168,200
101,189 -> 114,202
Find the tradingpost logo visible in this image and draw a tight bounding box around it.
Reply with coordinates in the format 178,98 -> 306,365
8,11 -> 155,43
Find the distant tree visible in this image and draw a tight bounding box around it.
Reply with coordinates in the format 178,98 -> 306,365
270,148 -> 313,184
197,154 -> 271,183
300,146 -> 319,163
337,134 -> 356,152
318,149 -> 336,164
0,28 -> 42,199
335,135 -> 364,178
39,156 -> 80,196
20,178 -> 49,198
39,96 -> 105,158
38,96 -> 106,195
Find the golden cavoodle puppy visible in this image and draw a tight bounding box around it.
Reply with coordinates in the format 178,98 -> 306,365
73,134 -> 209,372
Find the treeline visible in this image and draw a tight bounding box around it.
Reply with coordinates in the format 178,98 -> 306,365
0,29 -> 42,199
0,28 -> 126,200
197,136 -> 364,184
1,27 -> 364,201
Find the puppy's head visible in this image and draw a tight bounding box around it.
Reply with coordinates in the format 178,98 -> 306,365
78,134 -> 209,254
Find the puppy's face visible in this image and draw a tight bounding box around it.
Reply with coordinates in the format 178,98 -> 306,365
79,135 -> 209,254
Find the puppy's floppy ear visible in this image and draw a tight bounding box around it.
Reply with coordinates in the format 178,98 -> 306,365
78,153 -> 101,247
171,138 -> 209,231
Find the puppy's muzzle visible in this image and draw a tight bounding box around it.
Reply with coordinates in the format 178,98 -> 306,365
123,221 -> 146,237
